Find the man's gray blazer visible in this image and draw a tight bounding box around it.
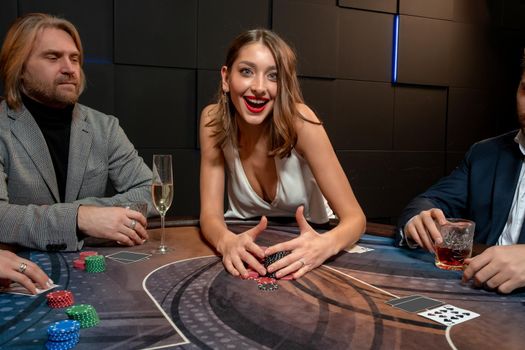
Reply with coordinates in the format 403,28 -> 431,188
0,100 -> 153,251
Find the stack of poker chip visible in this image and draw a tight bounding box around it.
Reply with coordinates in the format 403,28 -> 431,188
66,304 -> 100,328
46,290 -> 75,309
79,251 -> 98,260
73,251 -> 98,271
263,250 -> 291,278
45,320 -> 80,349
73,259 -> 85,270
256,277 -> 279,291
84,255 -> 106,273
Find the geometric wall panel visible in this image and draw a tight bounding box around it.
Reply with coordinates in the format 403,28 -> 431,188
338,0 -> 397,14
273,0 -> 338,78
197,0 -> 270,70
331,80 -> 394,150
397,15 -> 452,86
115,0 -> 197,68
393,86 -> 447,151
399,0 -> 454,20
19,0 -> 113,61
79,63 -> 115,115
115,65 -> 196,149
338,9 -> 393,82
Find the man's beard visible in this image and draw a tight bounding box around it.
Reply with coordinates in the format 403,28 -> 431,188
22,75 -> 80,108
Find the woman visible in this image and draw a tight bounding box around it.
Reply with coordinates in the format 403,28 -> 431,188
199,29 -> 366,279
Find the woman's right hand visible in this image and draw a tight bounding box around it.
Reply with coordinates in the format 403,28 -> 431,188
216,216 -> 268,278
0,250 -> 52,294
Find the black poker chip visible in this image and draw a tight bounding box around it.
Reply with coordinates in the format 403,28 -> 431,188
263,251 -> 291,278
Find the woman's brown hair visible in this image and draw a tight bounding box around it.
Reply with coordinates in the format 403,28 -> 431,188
206,29 -> 317,158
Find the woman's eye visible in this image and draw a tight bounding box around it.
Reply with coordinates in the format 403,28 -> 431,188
240,68 -> 252,76
268,72 -> 278,81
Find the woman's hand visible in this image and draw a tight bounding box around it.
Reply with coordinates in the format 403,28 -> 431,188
264,206 -> 335,279
217,216 -> 268,278
0,250 -> 53,295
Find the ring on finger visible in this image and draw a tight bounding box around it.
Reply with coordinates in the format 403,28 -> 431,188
129,219 -> 137,230
18,262 -> 27,274
298,259 -> 306,267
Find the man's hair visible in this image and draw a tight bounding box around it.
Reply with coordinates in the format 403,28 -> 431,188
0,13 -> 85,110
206,28 -> 315,158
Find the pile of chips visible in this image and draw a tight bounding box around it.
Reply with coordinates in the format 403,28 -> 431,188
256,277 -> 279,291
73,251 -> 98,271
66,304 -> 100,328
241,250 -> 293,292
46,290 -> 74,309
45,320 -> 80,350
84,255 -> 106,273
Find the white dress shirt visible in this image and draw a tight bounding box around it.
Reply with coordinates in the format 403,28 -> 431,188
497,130 -> 525,245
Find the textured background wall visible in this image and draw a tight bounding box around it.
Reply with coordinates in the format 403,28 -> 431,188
1,0 -> 525,224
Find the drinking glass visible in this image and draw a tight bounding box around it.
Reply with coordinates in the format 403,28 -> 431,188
434,218 -> 475,270
151,154 -> 174,254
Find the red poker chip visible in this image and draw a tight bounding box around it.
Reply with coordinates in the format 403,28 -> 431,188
79,251 -> 98,260
73,259 -> 85,270
256,277 -> 276,284
241,270 -> 259,280
47,290 -> 74,308
48,301 -> 73,308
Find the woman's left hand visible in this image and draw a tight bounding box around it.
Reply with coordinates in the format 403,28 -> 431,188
264,206 -> 334,279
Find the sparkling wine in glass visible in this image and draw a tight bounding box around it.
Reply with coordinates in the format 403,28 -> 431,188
152,154 -> 173,254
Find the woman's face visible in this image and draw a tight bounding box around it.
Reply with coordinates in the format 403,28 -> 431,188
221,42 -> 278,127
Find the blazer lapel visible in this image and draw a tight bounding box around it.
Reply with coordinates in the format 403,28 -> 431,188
489,140 -> 523,245
65,105 -> 92,202
9,107 -> 60,202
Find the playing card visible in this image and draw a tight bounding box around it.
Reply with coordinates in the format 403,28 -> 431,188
389,295 -> 445,312
345,244 -> 374,254
385,294 -> 425,306
106,251 -> 151,263
0,281 -> 58,296
418,304 -> 480,326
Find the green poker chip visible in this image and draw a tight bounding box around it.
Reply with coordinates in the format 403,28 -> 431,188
84,255 -> 106,273
66,304 -> 100,328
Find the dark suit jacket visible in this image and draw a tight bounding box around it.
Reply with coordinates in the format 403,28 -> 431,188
397,130 -> 525,245
0,101 -> 153,251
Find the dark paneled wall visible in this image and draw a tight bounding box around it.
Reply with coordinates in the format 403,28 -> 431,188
1,0 -> 524,223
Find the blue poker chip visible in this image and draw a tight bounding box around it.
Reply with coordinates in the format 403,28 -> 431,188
47,320 -> 81,342
47,320 -> 80,335
45,336 -> 79,350
48,332 -> 80,342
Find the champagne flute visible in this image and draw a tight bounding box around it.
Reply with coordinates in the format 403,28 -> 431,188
151,154 -> 174,254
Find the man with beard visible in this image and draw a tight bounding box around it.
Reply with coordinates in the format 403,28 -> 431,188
397,52 -> 525,293
0,13 -> 152,251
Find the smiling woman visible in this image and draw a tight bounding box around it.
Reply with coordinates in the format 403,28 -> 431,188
199,28 -> 366,281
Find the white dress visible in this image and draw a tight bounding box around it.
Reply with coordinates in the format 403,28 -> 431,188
223,141 -> 334,224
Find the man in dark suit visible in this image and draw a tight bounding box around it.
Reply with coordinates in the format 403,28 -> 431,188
0,13 -> 151,251
398,55 -> 525,294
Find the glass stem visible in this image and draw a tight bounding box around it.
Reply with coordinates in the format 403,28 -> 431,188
160,214 -> 166,248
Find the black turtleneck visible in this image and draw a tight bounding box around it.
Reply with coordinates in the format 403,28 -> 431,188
22,94 -> 73,202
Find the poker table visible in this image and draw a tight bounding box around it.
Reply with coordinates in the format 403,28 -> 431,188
1,220 -> 524,350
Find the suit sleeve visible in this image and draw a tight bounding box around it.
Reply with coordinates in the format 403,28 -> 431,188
71,117 -> 154,216
0,148 -> 82,251
396,146 -> 472,244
